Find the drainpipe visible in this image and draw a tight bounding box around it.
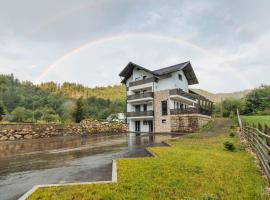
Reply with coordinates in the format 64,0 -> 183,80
152,81 -> 155,133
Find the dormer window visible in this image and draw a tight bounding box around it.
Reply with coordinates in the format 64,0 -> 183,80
178,74 -> 182,81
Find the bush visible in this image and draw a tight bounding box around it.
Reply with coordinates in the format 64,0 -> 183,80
224,141 -> 236,151
229,131 -> 235,137
230,125 -> 236,130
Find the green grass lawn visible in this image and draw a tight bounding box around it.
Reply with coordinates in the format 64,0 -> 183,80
242,115 -> 270,127
29,119 -> 268,200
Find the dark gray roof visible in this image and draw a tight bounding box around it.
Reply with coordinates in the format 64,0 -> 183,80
119,61 -> 199,85
152,61 -> 190,75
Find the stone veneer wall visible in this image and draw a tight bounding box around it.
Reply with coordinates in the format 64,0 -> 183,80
0,121 -> 127,141
154,90 -> 171,133
171,114 -> 211,133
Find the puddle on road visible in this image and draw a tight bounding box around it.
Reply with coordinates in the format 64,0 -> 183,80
0,133 -> 177,200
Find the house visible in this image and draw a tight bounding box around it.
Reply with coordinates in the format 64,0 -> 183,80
106,113 -> 126,122
119,61 -> 213,133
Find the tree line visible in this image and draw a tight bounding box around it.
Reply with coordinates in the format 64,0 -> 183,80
0,74 -> 125,123
214,85 -> 270,117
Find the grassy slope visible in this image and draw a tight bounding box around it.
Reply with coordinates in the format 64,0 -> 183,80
242,116 -> 270,127
29,119 -> 268,200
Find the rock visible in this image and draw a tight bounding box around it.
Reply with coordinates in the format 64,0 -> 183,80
14,134 -> 22,139
24,134 -> 33,139
0,136 -> 8,141
33,134 -> 39,138
9,136 -> 15,141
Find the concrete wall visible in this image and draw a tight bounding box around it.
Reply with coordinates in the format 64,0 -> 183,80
171,114 -> 211,133
154,90 -> 171,133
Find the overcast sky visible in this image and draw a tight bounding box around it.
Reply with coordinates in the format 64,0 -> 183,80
0,0 -> 269,93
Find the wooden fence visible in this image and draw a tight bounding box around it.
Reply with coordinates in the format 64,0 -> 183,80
237,110 -> 270,182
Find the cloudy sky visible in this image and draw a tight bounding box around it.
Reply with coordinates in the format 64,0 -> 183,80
0,0 -> 269,93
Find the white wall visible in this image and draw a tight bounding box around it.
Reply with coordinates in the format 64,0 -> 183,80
127,103 -> 153,112
155,70 -> 188,92
132,68 -> 153,81
128,119 -> 151,132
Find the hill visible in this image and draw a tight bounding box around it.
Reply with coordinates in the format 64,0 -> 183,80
0,74 -> 125,123
38,82 -> 125,101
191,89 -> 251,103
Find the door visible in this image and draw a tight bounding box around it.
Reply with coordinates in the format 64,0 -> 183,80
148,120 -> 153,132
135,121 -> 141,132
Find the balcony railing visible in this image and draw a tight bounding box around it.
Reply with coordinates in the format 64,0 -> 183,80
127,110 -> 154,117
127,92 -> 153,101
129,77 -> 156,87
170,108 -> 212,116
169,89 -> 197,101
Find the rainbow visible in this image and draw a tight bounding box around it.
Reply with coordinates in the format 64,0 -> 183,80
34,32 -> 253,88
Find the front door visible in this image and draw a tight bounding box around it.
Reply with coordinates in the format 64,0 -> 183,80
135,121 -> 140,132
148,120 -> 153,132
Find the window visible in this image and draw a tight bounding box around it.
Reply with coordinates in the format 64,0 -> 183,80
161,101 -> 167,115
143,104 -> 147,111
178,74 -> 182,81
162,119 -> 166,123
143,76 -> 147,80
135,105 -> 140,112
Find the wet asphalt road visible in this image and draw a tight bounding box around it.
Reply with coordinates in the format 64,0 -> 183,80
0,133 -> 176,200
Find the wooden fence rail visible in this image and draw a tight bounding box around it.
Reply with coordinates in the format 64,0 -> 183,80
237,110 -> 270,182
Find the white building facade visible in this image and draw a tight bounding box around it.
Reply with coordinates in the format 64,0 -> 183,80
119,61 -> 213,133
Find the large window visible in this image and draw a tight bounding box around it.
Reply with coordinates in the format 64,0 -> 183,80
161,101 -> 167,115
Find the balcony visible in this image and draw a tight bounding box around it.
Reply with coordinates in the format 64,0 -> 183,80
170,108 -> 212,116
129,77 -> 155,87
127,92 -> 153,101
127,110 -> 154,117
169,89 -> 197,101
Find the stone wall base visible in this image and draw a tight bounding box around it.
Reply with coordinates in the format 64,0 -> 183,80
0,121 -> 127,141
171,114 -> 211,133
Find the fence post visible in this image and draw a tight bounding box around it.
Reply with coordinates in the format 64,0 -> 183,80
265,125 -> 270,165
265,125 -> 270,146
236,109 -> 242,132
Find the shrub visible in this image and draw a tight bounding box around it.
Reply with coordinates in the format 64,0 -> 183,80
230,125 -> 236,130
224,141 -> 236,151
229,131 -> 235,137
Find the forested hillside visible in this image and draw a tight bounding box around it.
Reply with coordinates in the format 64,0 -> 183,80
38,82 -> 125,101
191,89 -> 251,103
0,73 -> 260,123
0,74 -> 125,123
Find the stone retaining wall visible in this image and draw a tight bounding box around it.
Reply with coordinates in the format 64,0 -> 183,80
171,114 -> 211,133
0,120 -> 127,141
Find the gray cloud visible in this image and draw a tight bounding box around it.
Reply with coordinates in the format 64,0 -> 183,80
0,0 -> 269,92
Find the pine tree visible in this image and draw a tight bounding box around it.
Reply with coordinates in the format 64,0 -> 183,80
0,103 -> 4,121
73,97 -> 84,123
